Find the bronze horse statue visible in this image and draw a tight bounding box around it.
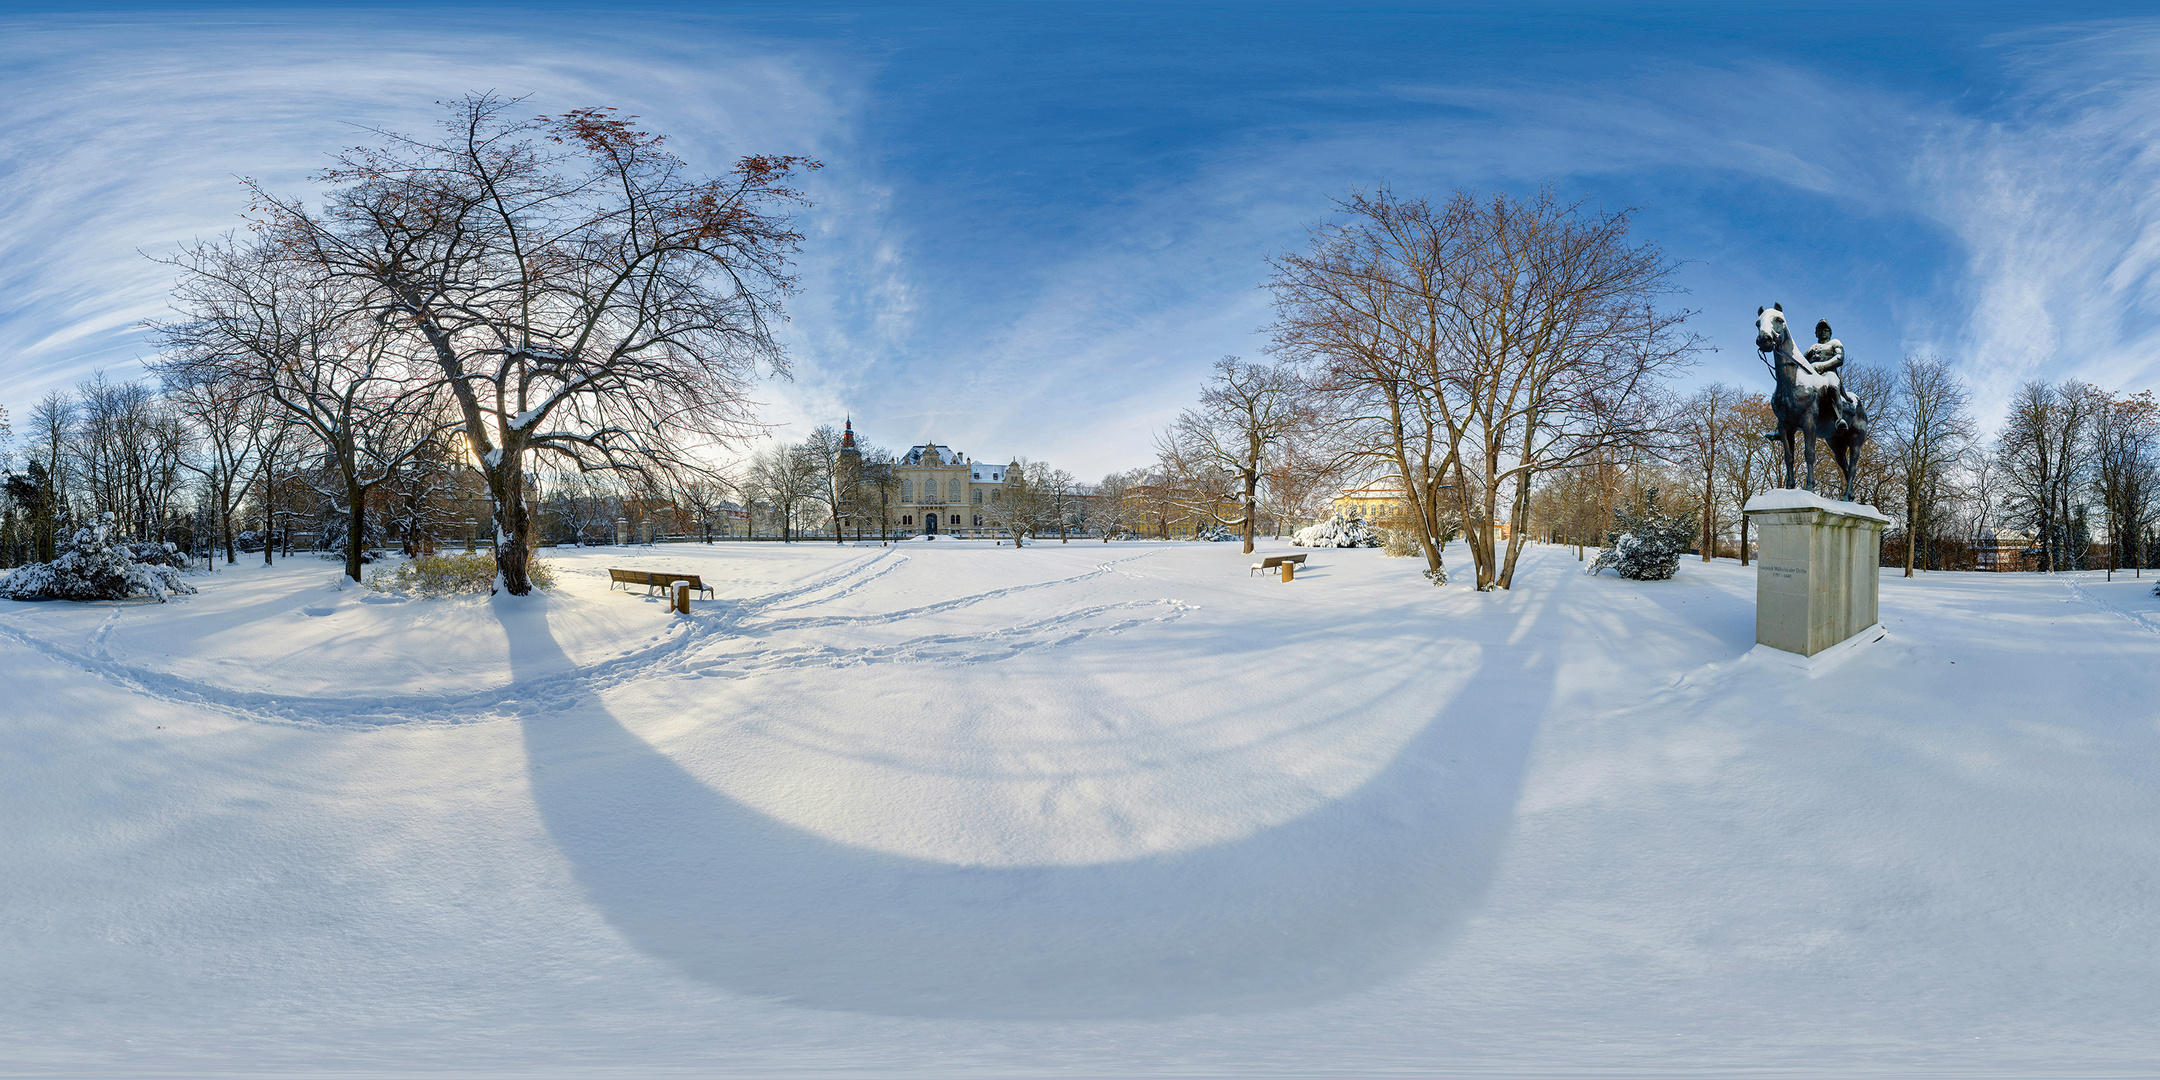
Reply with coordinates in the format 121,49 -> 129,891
1755,303 -> 1868,500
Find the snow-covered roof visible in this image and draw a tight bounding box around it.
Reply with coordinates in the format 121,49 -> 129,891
969,465 -> 1006,483
901,444 -> 962,466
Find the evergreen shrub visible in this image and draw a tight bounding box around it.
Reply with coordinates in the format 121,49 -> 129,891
1587,488 -> 1696,581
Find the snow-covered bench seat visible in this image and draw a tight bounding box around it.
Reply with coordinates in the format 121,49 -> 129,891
1250,553 -> 1308,577
608,568 -> 714,599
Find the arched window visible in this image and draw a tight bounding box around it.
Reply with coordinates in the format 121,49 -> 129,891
990,489 -> 1000,503
971,488 -> 982,505
902,515 -> 912,526
950,514 -> 961,526
973,514 -> 983,527
901,479 -> 913,503
947,479 -> 961,502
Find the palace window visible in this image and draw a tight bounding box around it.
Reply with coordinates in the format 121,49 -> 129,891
901,479 -> 913,503
972,489 -> 982,504
973,514 -> 983,527
947,479 -> 961,502
902,515 -> 913,526
990,489 -> 1000,503
950,514 -> 961,526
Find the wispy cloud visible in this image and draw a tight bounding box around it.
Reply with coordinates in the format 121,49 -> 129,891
0,9 -> 867,428
1912,20 -> 2160,420
8,7 -> 2160,479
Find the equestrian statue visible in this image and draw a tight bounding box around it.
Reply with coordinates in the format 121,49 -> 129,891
1754,303 -> 1869,500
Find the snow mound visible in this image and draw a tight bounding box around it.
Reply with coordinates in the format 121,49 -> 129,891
1292,514 -> 1380,548
0,512 -> 197,602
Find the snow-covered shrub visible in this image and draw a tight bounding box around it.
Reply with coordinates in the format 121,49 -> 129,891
367,552 -> 555,596
1187,525 -> 1235,542
1587,488 -> 1696,581
1292,514 -> 1380,548
0,512 -> 198,602
1380,527 -> 1415,558
125,541 -> 193,571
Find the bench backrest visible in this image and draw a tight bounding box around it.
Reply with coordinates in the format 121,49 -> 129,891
610,568 -> 702,588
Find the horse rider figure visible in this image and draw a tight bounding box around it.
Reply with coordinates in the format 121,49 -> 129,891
1803,319 -> 1857,430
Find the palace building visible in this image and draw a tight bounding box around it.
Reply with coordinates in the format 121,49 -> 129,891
834,420 -> 1017,538
894,440 -> 1013,536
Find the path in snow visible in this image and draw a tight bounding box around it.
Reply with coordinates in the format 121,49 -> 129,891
3,540 -> 2158,1075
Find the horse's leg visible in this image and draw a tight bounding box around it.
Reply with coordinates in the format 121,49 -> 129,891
1803,429 -> 1818,492
1779,425 -> 1796,489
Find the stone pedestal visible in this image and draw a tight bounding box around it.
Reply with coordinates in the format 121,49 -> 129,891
1741,490 -> 1889,657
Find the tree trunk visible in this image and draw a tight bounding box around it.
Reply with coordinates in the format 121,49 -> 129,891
1496,469 -> 1533,589
1242,470 -> 1258,555
262,464 -> 274,567
1702,476 -> 1715,561
223,477 -> 237,565
483,445 -> 535,595
343,475 -> 368,584
1904,488 -> 1918,578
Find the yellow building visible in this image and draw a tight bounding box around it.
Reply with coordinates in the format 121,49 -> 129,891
1331,478 -> 1507,539
1332,481 -> 1409,521
893,441 -> 1013,537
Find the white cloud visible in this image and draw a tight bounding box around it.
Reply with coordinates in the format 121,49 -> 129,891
1912,20 -> 2160,421
0,9 -> 867,423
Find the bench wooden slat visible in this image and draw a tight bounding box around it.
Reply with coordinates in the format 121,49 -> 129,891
1248,553 -> 1309,575
609,569 -> 714,599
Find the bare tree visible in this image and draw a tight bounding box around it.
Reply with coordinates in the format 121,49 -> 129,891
1159,357 -> 1310,554
1433,191 -> 1698,590
1881,356 -> 1976,576
1675,383 -> 1740,560
162,367 -> 269,566
157,240 -> 449,583
2092,390 -> 2159,579
1998,380 -> 2100,572
1272,188 -> 1695,590
745,441 -> 820,540
68,375 -> 192,545
1717,392 -> 1777,565
984,459 -> 1054,548
1269,194 -> 1461,583
1089,470 -> 1140,541
241,94 -> 816,592
798,424 -> 853,544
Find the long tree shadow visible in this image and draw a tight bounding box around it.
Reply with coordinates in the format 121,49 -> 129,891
505,584 -> 1562,1021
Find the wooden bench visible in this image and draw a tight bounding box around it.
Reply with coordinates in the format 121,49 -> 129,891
1250,553 -> 1309,576
608,569 -> 714,599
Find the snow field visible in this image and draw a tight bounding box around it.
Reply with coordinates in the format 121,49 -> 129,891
3,539 -> 2159,1075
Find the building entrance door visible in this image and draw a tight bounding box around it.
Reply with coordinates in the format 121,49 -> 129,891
924,512 -> 938,535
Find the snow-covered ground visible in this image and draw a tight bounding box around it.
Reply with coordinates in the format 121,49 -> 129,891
4,538 -> 2158,1077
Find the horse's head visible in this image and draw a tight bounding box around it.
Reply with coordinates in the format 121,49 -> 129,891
1754,302 -> 1787,352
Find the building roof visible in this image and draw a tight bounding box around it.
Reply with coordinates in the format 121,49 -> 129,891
1336,481 -> 1407,500
969,464 -> 1006,483
900,444 -> 961,466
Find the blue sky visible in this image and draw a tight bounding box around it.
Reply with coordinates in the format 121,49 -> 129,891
4,1 -> 2158,477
